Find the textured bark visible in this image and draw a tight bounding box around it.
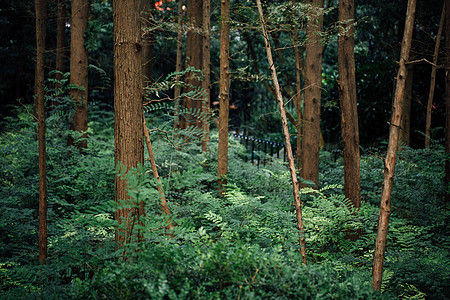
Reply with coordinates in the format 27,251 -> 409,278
217,0 -> 230,195
142,0 -> 155,85
425,2 -> 445,148
301,0 -> 324,188
445,0 -> 450,204
143,117 -> 173,230
114,0 -> 144,248
201,0 -> 211,151
338,0 -> 360,209
372,0 -> 416,290
69,0 -> 89,149
174,0 -> 184,129
35,0 -> 47,265
399,64 -> 414,148
256,0 -> 306,264
182,0 -> 203,129
55,0 -> 66,95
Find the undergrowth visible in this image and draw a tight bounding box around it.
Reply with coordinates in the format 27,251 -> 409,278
0,103 -> 448,299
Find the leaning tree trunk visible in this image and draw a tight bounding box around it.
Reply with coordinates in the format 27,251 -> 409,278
35,0 -> 47,265
113,0 -> 144,249
425,2 -> 445,148
338,0 -> 360,209
372,0 -> 416,290
69,0 -> 89,149
217,0 -> 230,195
256,0 -> 307,264
445,0 -> 450,204
201,0 -> 211,151
55,0 -> 65,96
301,0 -> 324,188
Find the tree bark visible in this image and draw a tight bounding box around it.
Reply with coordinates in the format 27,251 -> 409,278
113,0 -> 144,248
372,0 -> 416,290
445,0 -> 450,204
201,0 -> 211,151
55,0 -> 66,96
256,0 -> 306,264
174,0 -> 184,129
69,0 -> 89,149
301,0 -> 324,188
182,0 -> 203,129
217,0 -> 231,195
142,0 -> 156,86
425,2 -> 445,148
35,0 -> 47,265
338,0 -> 360,209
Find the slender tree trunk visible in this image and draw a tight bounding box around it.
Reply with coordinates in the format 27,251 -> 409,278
425,2 -> 445,148
217,0 -> 230,195
201,0 -> 211,151
143,117 -> 173,230
182,0 -> 203,129
338,0 -> 360,209
399,64 -> 414,148
372,0 -> 416,290
174,0 -> 184,129
301,0 -> 324,188
35,0 -> 47,265
113,0 -> 144,248
256,0 -> 306,264
55,0 -> 65,96
142,0 -> 155,86
445,0 -> 450,204
69,0 -> 89,149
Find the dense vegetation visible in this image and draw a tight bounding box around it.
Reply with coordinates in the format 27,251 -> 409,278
0,102 -> 448,298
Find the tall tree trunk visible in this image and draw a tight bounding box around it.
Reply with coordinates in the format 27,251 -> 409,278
182,0 -> 203,129
55,0 -> 65,96
201,0 -> 211,151
425,2 -> 445,148
113,0 -> 144,248
399,64 -> 414,148
372,0 -> 416,290
445,0 -> 450,204
35,0 -> 47,265
338,0 -> 360,209
301,0 -> 324,188
256,0 -> 306,264
69,0 -> 89,149
217,0 -> 230,195
142,0 -> 155,86
174,0 -> 184,129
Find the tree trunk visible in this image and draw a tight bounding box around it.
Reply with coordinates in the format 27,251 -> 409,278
55,0 -> 65,96
399,64 -> 414,148
217,0 -> 230,195
35,0 -> 47,265
301,0 -> 324,188
372,0 -> 416,290
290,28 -> 303,169
201,0 -> 211,151
113,0 -> 144,248
425,2 -> 445,148
338,0 -> 360,209
182,0 -> 203,129
142,0 -> 155,86
174,0 -> 184,129
445,0 -> 450,204
69,0 -> 89,149
256,0 -> 306,264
